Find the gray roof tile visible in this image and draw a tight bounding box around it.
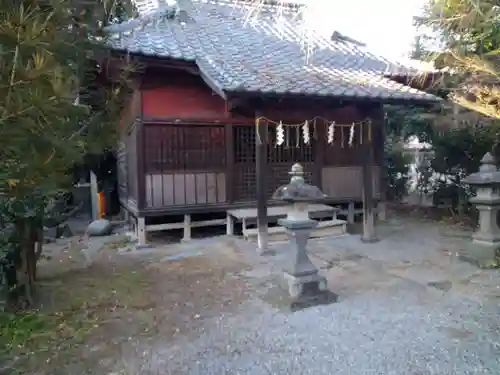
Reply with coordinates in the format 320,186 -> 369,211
107,0 -> 440,102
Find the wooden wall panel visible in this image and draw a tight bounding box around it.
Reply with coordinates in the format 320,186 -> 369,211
145,172 -> 226,208
321,166 -> 381,200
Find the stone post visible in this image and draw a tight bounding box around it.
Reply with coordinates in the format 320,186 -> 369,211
461,152 -> 500,267
90,170 -> 99,221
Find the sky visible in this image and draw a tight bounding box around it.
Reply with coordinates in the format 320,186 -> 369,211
308,0 -> 427,59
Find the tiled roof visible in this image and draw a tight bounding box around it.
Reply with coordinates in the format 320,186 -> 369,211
106,0 -> 440,102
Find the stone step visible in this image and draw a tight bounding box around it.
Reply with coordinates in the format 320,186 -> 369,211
243,219 -> 348,242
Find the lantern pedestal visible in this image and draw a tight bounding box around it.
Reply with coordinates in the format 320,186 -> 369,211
279,218 -> 328,299
460,200 -> 500,268
461,152 -> 500,267
472,203 -> 500,243
270,163 -> 338,310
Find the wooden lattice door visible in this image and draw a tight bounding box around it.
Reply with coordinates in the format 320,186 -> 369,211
232,124 -> 318,203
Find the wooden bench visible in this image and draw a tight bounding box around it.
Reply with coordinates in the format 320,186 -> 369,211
226,204 -> 346,240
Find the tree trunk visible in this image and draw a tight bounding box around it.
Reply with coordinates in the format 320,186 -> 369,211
34,226 -> 44,280
26,240 -> 36,296
16,219 -> 37,306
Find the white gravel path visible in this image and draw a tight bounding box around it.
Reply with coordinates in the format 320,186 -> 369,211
127,288 -> 500,375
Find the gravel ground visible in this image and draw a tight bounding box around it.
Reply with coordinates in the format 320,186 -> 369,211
136,295 -> 499,375
113,216 -> 500,375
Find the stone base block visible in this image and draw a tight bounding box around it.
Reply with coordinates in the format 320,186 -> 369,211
283,272 -> 328,298
282,272 -> 337,311
262,275 -> 339,313
472,233 -> 500,244
360,233 -> 380,243
459,241 -> 500,268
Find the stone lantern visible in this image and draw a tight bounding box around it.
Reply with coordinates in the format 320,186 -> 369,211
462,152 -> 500,266
272,163 -> 329,299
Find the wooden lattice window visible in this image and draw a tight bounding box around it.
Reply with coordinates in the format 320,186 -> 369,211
323,122 -> 366,166
267,125 -> 315,163
144,124 -> 226,172
234,125 -> 255,163
234,124 -> 315,164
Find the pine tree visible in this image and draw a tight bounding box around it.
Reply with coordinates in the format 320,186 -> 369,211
410,36 -> 426,60
0,0 -> 134,305
416,0 -> 500,119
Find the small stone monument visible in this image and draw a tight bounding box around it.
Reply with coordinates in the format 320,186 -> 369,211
272,163 -> 331,301
461,152 -> 500,267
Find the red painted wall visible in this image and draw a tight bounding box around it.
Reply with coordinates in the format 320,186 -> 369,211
141,84 -> 229,120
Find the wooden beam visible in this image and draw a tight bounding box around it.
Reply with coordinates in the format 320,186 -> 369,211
109,51 -> 199,73
255,116 -> 269,254
141,117 -> 254,125
227,97 -> 249,112
198,70 -> 227,100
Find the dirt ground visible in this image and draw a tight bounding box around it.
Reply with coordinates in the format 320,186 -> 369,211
2,234 -> 255,375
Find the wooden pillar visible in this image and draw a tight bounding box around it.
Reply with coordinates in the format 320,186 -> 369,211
256,117 -> 269,253
361,138 -> 379,243
225,123 -> 235,203
136,120 -> 146,211
315,120 -> 326,187
378,111 -> 388,222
